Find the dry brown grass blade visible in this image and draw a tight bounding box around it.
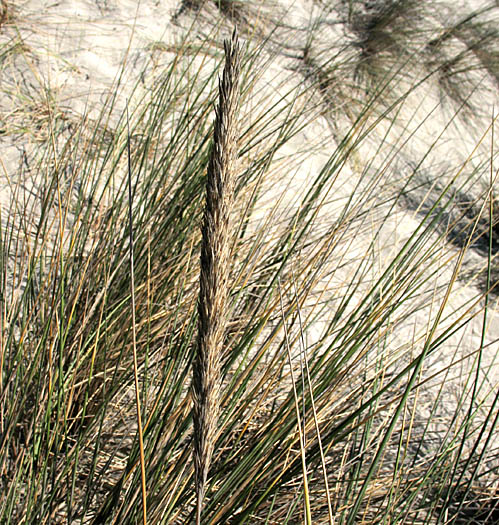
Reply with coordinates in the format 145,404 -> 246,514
192,28 -> 241,525
278,279 -> 312,525
292,274 -> 334,524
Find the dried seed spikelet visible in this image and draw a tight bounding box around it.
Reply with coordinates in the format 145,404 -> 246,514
192,28 -> 240,525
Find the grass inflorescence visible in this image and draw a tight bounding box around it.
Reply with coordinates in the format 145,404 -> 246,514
193,29 -> 240,525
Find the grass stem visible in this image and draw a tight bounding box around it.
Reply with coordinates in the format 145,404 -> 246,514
127,104 -> 148,525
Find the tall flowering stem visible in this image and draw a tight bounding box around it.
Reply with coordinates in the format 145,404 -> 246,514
192,29 -> 240,525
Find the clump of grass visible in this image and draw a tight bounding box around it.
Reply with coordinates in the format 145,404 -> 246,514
0,1 -> 12,29
213,0 -> 248,23
193,28 -> 240,524
425,4 -> 499,114
173,0 -> 270,33
342,0 -> 422,86
1,2 -> 499,524
174,0 -> 205,17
